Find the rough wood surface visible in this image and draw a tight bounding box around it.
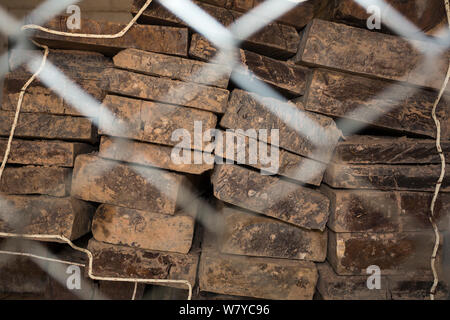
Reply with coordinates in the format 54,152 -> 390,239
211,164 -> 330,230
71,154 -> 188,214
113,48 -> 231,88
220,89 -> 341,162
0,111 -> 97,143
133,0 -> 300,59
199,248 -> 318,299
328,231 -> 439,275
94,281 -> 145,300
322,185 -> 450,233
99,136 -> 213,174
0,166 -> 71,197
214,130 -> 327,185
103,68 -> 229,113
99,95 -> 217,149
92,204 -> 195,254
294,19 -> 450,91
316,262 -> 389,300
387,273 -> 449,300
219,205 -> 327,261
0,139 -> 94,167
87,239 -> 199,289
324,163 -> 450,192
30,16 -> 188,56
301,69 -> 449,139
0,196 -> 94,240
332,136 -> 450,164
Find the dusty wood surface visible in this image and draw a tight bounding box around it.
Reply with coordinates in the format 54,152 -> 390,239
324,163 -> 450,192
301,69 -> 449,139
199,248 -> 318,299
220,89 -> 341,162
0,166 -> 71,197
0,196 -> 94,240
219,205 -> 327,261
0,111 -> 97,143
99,137 -> 213,174
294,19 -> 449,91
113,48 -> 231,88
99,95 -> 217,149
0,139 -> 94,167
88,239 -> 199,289
103,68 -> 229,113
211,164 -> 330,230
321,185 -> 450,233
133,0 -> 300,59
71,154 -> 188,214
92,204 -> 195,254
29,16 -> 188,57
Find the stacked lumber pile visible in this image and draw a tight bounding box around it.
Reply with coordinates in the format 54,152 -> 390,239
0,0 -> 448,300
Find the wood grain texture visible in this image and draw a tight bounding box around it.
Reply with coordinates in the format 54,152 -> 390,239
211,164 -> 330,230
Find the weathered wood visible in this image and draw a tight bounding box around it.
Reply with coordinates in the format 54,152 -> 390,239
332,136 -> 450,164
189,36 -> 310,96
220,89 -> 341,162
103,69 -> 229,113
113,48 -> 231,88
94,281 -> 145,300
294,19 -> 450,91
0,166 -> 71,197
199,248 -> 318,299
211,164 -> 330,230
214,130 -> 327,185
316,262 -> 389,300
87,239 -> 199,290
29,16 -> 188,56
0,139 -> 94,167
0,196 -> 94,240
133,0 -> 300,59
321,185 -> 450,233
387,273 -> 449,300
324,163 -> 450,192
71,154 -> 189,214
328,231 -> 439,275
99,136 -> 213,174
92,204 -> 195,254
300,69 -> 449,139
99,95 -> 217,148
219,205 -> 327,261
0,111 -> 97,143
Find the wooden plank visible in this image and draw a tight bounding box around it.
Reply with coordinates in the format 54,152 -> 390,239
113,48 -> 231,88
387,273 -> 449,300
29,16 -> 188,57
328,231 -> 439,275
0,139 -> 94,167
214,129 -> 327,186
324,163 -> 450,192
0,196 -> 94,240
103,69 -> 229,113
92,204 -> 195,254
0,111 -> 97,143
294,19 -> 450,91
99,95 -> 218,148
321,185 -> 450,233
199,248 -> 318,299
94,281 -> 145,300
71,154 -> 189,215
99,136 -> 213,175
87,239 -> 199,290
211,164 -> 330,230
0,166 -> 71,197
189,35 -> 310,96
316,262 -> 389,300
300,69 -> 449,139
220,89 -> 341,162
332,136 -> 450,164
219,205 -> 327,261
132,0 -> 300,59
